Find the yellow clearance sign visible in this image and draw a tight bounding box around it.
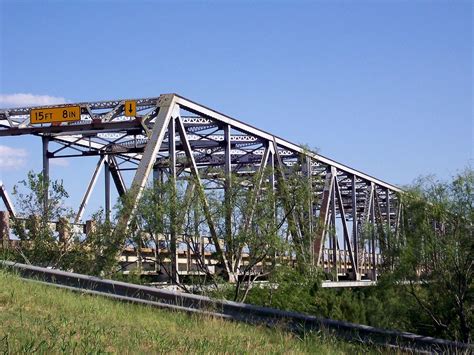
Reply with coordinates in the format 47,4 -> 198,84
30,106 -> 81,124
124,100 -> 136,117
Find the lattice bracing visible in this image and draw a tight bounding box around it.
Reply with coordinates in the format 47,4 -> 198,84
0,94 -> 402,282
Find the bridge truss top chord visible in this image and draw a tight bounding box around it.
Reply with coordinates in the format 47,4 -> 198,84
0,93 -> 402,282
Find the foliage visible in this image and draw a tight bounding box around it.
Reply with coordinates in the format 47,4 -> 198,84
243,265 -> 322,314
6,163 -> 472,344
62,209 -> 124,276
383,169 -> 473,342
240,169 -> 473,343
10,171 -> 74,267
8,171 -> 122,276
132,159 -> 318,301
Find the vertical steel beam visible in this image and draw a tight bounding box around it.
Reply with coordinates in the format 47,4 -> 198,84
75,156 -> 105,223
305,157 -> 314,265
370,183 -> 377,281
330,175 -> 338,280
42,136 -> 49,216
394,199 -> 401,245
153,166 -> 160,186
168,117 -> 178,283
269,146 -> 277,266
104,156 -> 111,222
351,175 -> 358,278
386,188 -> 391,241
269,146 -> 275,209
223,124 -> 232,265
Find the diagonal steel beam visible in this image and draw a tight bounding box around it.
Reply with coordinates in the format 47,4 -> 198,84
334,176 -> 357,275
242,143 -> 271,233
115,94 -> 177,234
75,155 -> 106,223
175,114 -> 231,275
314,167 -> 336,266
109,156 -> 127,197
272,140 -> 303,238
102,103 -> 124,122
0,181 -> 16,217
235,142 -> 272,271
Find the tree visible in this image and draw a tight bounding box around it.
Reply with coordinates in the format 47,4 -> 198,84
130,154 -> 319,301
9,171 -> 123,276
10,171 -> 74,267
385,169 -> 473,342
206,168 -> 289,301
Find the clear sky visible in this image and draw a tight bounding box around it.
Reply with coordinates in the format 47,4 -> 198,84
0,0 -> 472,217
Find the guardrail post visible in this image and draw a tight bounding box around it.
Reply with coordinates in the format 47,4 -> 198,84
0,211 -> 9,248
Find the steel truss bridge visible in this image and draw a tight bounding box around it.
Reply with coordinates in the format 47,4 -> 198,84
0,94 -> 402,283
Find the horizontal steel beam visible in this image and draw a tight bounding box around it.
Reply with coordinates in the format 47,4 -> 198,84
0,119 -> 143,137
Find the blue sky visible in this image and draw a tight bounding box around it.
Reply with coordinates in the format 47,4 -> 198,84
0,0 -> 472,217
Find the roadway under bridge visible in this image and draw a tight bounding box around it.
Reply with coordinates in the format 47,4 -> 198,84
0,94 -> 403,284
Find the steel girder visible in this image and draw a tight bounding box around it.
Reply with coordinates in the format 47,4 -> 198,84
0,94 -> 402,280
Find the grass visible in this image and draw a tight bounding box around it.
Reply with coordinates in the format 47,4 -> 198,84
0,271 -> 374,354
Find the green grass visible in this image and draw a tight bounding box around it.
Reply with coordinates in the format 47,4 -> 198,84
0,271 -> 372,354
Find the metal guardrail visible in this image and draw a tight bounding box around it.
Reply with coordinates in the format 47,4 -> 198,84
0,260 -> 471,353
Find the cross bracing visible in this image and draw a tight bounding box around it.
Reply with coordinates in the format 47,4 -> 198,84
0,94 -> 402,282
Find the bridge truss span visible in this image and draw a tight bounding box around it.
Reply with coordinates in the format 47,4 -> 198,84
0,94 -> 402,282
